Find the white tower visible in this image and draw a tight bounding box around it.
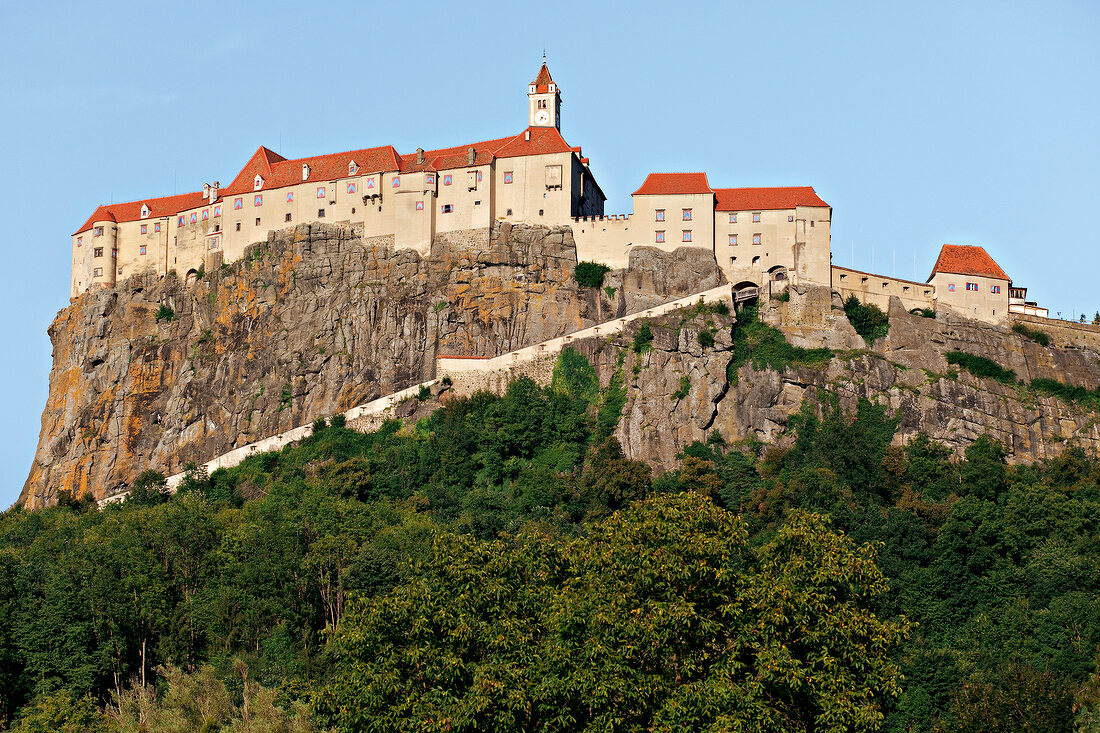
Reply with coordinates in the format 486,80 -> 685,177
527,62 -> 561,130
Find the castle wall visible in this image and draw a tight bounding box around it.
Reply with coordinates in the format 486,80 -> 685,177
571,215 -> 635,268
1011,314 -> 1100,353
493,151 -> 578,226
715,205 -> 831,288
832,265 -> 935,313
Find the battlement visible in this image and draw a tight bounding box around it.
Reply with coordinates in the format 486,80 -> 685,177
572,214 -> 634,223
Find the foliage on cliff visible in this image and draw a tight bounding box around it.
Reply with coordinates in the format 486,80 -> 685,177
2,349 -> 1100,731
845,295 -> 890,345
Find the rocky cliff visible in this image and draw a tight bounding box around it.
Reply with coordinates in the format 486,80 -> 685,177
563,286 -> 1100,474
22,223 -> 724,508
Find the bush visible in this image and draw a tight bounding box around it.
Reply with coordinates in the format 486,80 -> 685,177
776,290 -> 791,303
672,375 -> 691,400
155,304 -> 176,322
945,351 -> 1017,384
633,322 -> 654,354
330,413 -> 347,428
698,330 -> 716,348
417,384 -> 431,401
726,305 -> 833,385
844,295 -> 889,345
1012,322 -> 1051,347
910,307 -> 936,319
574,261 -> 612,288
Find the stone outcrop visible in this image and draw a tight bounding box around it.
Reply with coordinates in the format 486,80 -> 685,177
564,286 -> 1100,474
22,223 -> 724,508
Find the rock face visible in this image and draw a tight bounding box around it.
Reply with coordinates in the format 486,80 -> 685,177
22,223 -> 724,508
565,286 -> 1100,475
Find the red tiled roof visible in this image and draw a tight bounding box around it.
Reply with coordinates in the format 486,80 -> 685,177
714,186 -> 829,211
495,127 -> 574,158
929,244 -> 1010,282
532,63 -> 554,93
632,172 -> 713,196
400,135 -> 516,172
75,191 -> 207,235
222,144 -> 401,196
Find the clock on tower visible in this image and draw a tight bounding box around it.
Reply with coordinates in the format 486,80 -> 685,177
528,62 -> 561,130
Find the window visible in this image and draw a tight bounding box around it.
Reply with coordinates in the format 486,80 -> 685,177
94,226 -> 104,237
94,247 -> 103,257
948,283 -> 956,292
544,164 -> 562,188
882,282 -> 889,289
443,174 -> 452,186
141,205 -> 150,218
347,182 -> 356,194
254,174 -> 263,190
655,231 -> 665,243
655,209 -> 665,222
255,218 -> 261,226
154,222 -> 161,233
425,174 -> 435,185
213,206 -> 221,217
285,213 -> 292,222
254,195 -> 263,207
538,209 -> 544,216
140,225 -> 147,234
503,171 -> 514,184
190,213 -> 198,224
317,187 -> 326,199
287,192 -> 294,203
234,197 -> 243,210
416,201 -> 424,211
506,208 -> 513,216
682,209 -> 692,221
752,256 -> 760,265
966,282 -> 978,291
441,204 -> 453,213
93,267 -> 103,277
810,220 -> 815,227
77,237 -> 82,247
991,285 -> 1001,294
728,234 -> 737,245
753,234 -> 761,245
467,171 -> 478,190
752,212 -> 761,222
348,161 -> 358,175
235,223 -> 241,231
729,213 -> 737,223
839,273 -> 847,281
682,230 -> 692,242
178,216 -> 185,226
392,176 -> 401,188
538,99 -> 547,109
788,215 -> 794,222
366,176 -> 376,189
474,200 -> 481,206
318,209 -> 325,218
202,210 -> 209,221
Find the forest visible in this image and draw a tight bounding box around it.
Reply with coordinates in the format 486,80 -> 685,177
2,335 -> 1100,731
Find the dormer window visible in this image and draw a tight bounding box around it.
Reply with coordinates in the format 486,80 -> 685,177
348,161 -> 358,176
254,174 -> 264,190
529,84 -> 536,93
549,83 -> 555,92
140,204 -> 150,218
301,164 -> 310,181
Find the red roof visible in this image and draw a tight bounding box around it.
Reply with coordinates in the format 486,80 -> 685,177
929,244 -> 1010,282
399,134 -> 516,172
714,186 -> 829,211
532,63 -> 555,93
74,191 -> 207,235
495,126 -> 574,158
632,173 -> 713,196
223,145 -> 401,196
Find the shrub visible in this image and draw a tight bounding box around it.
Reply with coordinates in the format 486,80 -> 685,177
945,351 -> 1017,384
909,307 -> 936,319
574,261 -> 612,288
603,285 -> 617,300
715,301 -> 730,316
698,330 -> 716,348
633,322 -> 654,354
726,304 -> 833,385
417,384 -> 431,401
672,375 -> 691,400
1012,322 -> 1051,347
155,304 -> 176,322
776,290 -> 791,303
330,413 -> 347,428
844,295 -> 889,345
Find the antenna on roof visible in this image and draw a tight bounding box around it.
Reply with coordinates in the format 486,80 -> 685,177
542,49 -> 546,63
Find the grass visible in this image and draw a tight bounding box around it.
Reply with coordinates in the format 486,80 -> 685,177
1012,322 -> 1051,347
726,304 -> 833,385
945,351 -> 1017,385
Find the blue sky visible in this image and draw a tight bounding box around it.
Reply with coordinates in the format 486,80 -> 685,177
1,0 -> 1097,507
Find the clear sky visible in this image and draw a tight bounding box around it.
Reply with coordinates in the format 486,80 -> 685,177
1,0 -> 1097,508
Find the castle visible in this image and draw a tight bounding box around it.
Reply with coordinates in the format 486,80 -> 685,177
70,63 -> 1045,325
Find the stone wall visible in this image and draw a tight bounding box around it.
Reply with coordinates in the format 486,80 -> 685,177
1012,313 -> 1100,353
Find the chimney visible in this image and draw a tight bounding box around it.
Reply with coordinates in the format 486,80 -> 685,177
211,181 -> 219,200
524,130 -> 531,142
302,163 -> 310,180
467,147 -> 476,165
416,147 -> 424,165
203,183 -> 211,201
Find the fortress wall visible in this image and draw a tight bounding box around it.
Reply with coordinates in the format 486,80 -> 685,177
1012,313 -> 1100,353
832,265 -> 935,313
571,215 -> 635,268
